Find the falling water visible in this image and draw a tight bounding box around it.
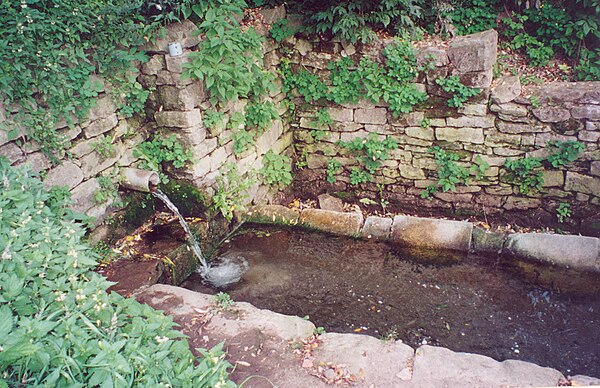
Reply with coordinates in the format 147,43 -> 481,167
152,189 -> 248,288
152,189 -> 209,274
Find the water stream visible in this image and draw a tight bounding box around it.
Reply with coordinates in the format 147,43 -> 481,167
153,189 -> 209,274
153,189 -> 248,287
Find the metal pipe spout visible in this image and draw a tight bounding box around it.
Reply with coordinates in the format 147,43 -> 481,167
121,168 -> 160,193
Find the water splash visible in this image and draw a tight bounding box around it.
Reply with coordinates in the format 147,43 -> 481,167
152,189 -> 248,288
152,189 -> 209,274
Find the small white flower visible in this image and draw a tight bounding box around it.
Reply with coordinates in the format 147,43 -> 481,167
155,336 -> 169,344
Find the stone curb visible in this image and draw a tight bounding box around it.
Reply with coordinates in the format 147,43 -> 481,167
242,205 -> 600,273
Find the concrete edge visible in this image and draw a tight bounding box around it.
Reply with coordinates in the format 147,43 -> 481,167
240,205 -> 600,273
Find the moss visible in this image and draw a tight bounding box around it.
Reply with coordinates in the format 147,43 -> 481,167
418,96 -> 458,118
160,179 -> 210,218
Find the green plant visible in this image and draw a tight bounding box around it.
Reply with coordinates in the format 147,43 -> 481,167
349,167 -> 372,185
546,140 -> 585,168
435,76 -> 480,108
314,326 -> 326,335
310,129 -> 327,141
109,71 -> 152,118
449,0 -> 499,35
245,101 -> 279,131
470,155 -> 490,180
260,151 -> 293,188
135,134 -> 193,182
232,129 -> 255,155
202,109 -> 226,132
380,326 -> 399,342
529,95 -> 541,108
422,146 -> 470,197
183,5 -> 275,106
420,117 -> 431,128
340,133 -> 398,176
281,60 -> 328,103
270,18 -> 296,42
91,136 -> 116,160
327,159 -> 342,183
316,108 -> 333,127
328,57 -> 362,104
213,292 -> 234,310
504,157 -> 544,195
94,175 -> 121,206
556,202 -> 572,223
212,163 -> 255,221
0,159 -> 233,386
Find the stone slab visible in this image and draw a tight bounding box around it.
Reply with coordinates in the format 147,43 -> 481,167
300,209 -> 364,236
390,215 -> 473,252
240,204 -> 300,225
361,216 -> 393,240
504,233 -> 600,272
410,345 -> 564,388
43,161 -> 84,190
472,228 -> 504,255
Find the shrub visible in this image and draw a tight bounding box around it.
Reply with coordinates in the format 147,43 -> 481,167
435,76 -> 480,108
260,150 -> 293,188
0,158 -> 233,386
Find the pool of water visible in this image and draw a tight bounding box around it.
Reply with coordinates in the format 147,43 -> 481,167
182,225 -> 600,378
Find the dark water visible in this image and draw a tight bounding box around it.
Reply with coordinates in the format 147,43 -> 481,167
182,226 -> 600,378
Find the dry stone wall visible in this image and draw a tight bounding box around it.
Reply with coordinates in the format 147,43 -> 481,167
0,19 -> 292,224
286,29 -> 600,231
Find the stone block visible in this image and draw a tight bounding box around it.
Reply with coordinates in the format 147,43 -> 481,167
17,152 -> 50,173
44,161 -> 84,190
571,105 -> 600,120
355,108 -> 387,124
84,114 -> 118,138
141,20 -> 201,53
390,215 -> 473,252
437,127 -> 484,144
565,171 -> 600,195
496,122 -> 549,134
484,132 -> 521,146
448,29 -> 498,73
80,146 -> 121,178
256,120 -> 284,155
416,47 -> 449,67
177,124 -> 207,146
392,111 -> 424,126
406,126 -> 434,140
318,193 -> 344,212
328,107 -> 353,122
578,130 -> 600,142
142,55 -> 164,75
458,104 -> 487,116
165,53 -> 191,74
490,102 -> 528,117
0,142 -> 24,164
591,161 -> 600,177
241,204 -> 300,225
411,345 -> 564,388
70,137 -> 98,158
532,107 -> 571,123
491,75 -> 521,104
458,68 -> 494,89
158,83 -> 204,111
87,95 -> 116,122
472,228 -> 504,255
300,209 -> 364,236
541,170 -> 564,187
505,233 -> 600,272
70,178 -> 100,213
503,197 -> 541,210
399,164 -> 425,179
446,115 -> 495,128
154,109 -> 202,128
361,216 -> 393,240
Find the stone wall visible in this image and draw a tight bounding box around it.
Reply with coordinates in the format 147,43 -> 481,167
286,29 -> 600,231
0,18 -> 292,224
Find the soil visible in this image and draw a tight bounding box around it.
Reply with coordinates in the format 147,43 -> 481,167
181,225 -> 600,379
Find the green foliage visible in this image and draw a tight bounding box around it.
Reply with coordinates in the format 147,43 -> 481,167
94,175 -> 121,205
422,146 -> 470,197
203,109 -> 227,132
299,0 -> 425,44
245,101 -> 278,131
349,167 -> 372,185
328,57 -> 362,104
546,140 -> 585,168
281,60 -> 328,103
316,108 -> 334,127
556,202 -> 572,223
449,0 -> 499,35
420,117 -> 431,128
0,159 -> 233,386
327,159 -> 342,183
314,326 -> 326,335
576,48 -> 600,81
435,76 -> 480,108
260,151 -> 293,188
213,292 -> 234,310
109,71 -> 152,119
504,157 -> 544,195
91,136 -> 116,160
283,40 -> 426,116
270,18 -> 296,42
310,130 -> 327,141
134,134 -> 193,181
0,1 -> 157,159
212,163 -> 255,221
470,155 -> 490,180
529,95 -> 541,108
232,129 -> 255,155
340,133 -> 398,175
183,4 -> 275,106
